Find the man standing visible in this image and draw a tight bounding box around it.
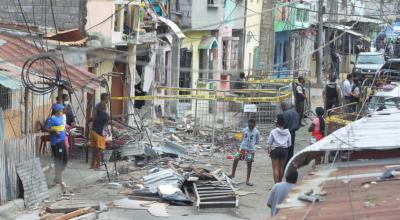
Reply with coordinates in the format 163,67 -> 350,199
90,103 -> 110,169
46,104 -> 68,186
323,74 -> 341,111
281,102 -> 300,168
342,74 -> 354,109
294,76 -> 307,126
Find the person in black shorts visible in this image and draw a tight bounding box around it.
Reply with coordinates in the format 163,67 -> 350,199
267,114 -> 292,183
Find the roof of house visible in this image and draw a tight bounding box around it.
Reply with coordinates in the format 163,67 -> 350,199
0,33 -> 102,93
273,158 -> 400,220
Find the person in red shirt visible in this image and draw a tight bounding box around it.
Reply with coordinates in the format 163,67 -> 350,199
308,107 -> 325,143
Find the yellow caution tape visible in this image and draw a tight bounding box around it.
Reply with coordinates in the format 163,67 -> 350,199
325,115 -> 352,125
112,93 -> 292,103
155,86 -> 292,94
247,79 -> 296,84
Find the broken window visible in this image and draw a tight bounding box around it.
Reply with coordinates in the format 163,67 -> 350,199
0,85 -> 11,110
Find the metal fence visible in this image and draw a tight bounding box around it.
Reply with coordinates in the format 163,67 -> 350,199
0,134 -> 38,205
148,79 -> 294,147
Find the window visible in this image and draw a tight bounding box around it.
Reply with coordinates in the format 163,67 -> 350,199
303,9 -> 309,22
296,9 -> 303,22
0,85 -> 11,110
208,0 -> 215,5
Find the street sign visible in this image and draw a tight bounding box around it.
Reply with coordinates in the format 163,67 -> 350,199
244,104 -> 257,113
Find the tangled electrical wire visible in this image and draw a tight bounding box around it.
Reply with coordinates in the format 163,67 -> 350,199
21,56 -> 65,94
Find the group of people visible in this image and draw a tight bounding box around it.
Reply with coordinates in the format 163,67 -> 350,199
323,73 -> 362,113
377,35 -> 400,58
46,92 -> 111,187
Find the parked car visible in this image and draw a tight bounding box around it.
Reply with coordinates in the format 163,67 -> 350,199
351,52 -> 385,80
379,59 -> 400,81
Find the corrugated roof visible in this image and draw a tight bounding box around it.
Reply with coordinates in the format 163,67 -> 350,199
289,110 -> 400,162
274,158 -> 400,220
0,34 -> 102,93
0,70 -> 21,89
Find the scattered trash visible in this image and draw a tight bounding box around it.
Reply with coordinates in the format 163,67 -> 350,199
379,169 -> 396,180
158,185 -> 192,205
363,201 -> 376,208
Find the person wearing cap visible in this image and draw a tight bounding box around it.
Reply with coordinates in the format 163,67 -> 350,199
46,103 -> 68,185
294,76 -> 307,126
323,74 -> 342,111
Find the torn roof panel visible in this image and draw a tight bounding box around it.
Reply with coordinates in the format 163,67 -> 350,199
274,158 -> 400,220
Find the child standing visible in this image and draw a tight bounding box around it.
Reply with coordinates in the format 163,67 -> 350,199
229,118 -> 260,186
267,114 -> 291,183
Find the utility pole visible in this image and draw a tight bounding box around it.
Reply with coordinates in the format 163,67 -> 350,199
241,0 -> 248,71
260,0 -> 275,76
316,0 -> 324,84
127,5 -> 140,125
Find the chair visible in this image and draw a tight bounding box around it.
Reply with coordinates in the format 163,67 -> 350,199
37,121 -> 51,154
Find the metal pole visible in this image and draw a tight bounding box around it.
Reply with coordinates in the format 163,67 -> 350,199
211,87 -> 216,147
222,90 -> 226,153
316,0 -> 324,84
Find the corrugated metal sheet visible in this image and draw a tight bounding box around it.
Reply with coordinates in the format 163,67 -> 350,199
0,70 -> 21,89
274,159 -> 400,220
0,134 -> 38,205
16,158 -> 49,208
0,34 -> 102,93
289,110 -> 400,168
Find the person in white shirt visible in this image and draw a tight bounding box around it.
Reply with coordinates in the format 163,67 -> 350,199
267,114 -> 291,183
342,74 -> 354,105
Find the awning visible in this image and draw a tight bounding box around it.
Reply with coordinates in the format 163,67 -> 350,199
45,28 -> 88,46
198,37 -> 218,50
0,34 -> 102,93
157,16 -> 185,39
324,23 -> 371,41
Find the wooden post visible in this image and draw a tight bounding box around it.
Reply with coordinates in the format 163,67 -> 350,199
24,89 -> 29,134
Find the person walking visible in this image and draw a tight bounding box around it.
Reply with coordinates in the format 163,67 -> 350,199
323,74 -> 341,111
294,76 -> 307,126
267,114 -> 291,183
281,102 -> 300,168
90,103 -> 110,169
266,168 -> 298,217
229,118 -> 260,186
46,104 -> 68,186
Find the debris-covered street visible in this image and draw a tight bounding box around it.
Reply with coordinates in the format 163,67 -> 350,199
1,0 -> 400,220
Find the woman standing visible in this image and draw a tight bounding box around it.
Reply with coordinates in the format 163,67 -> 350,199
267,114 -> 291,183
309,107 -> 325,144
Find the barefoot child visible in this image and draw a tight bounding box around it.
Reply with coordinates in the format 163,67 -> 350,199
229,118 -> 260,186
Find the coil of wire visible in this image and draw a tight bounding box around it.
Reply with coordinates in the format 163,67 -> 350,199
21,56 -> 62,94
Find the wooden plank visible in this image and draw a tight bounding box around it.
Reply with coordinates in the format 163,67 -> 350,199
54,207 -> 93,220
47,200 -> 100,213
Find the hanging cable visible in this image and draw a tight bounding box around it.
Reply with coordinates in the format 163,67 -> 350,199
21,55 -> 63,94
